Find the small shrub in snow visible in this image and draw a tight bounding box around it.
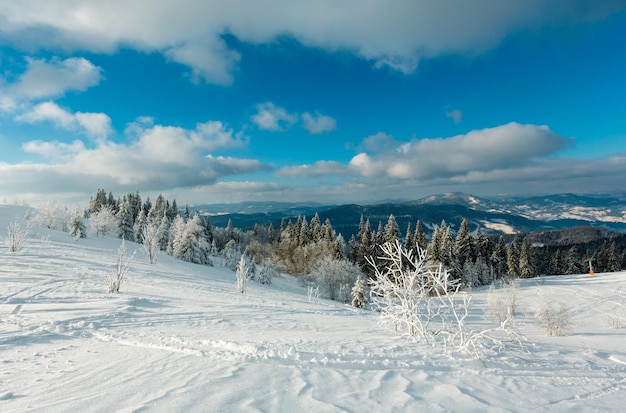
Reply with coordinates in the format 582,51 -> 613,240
6,221 -> 28,252
536,295 -> 571,336
487,278 -> 520,325
312,257 -> 362,302
141,221 -> 161,264
33,201 -> 69,232
368,240 -> 522,357
257,262 -> 276,285
235,255 -> 249,294
606,306 -> 624,329
351,277 -> 368,309
108,240 -> 135,293
307,285 -> 320,304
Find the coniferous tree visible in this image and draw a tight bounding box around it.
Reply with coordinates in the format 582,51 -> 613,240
134,209 -> 147,244
455,218 -> 473,271
117,201 -> 135,242
383,214 -> 400,244
413,220 -> 428,251
491,235 -> 507,279
68,208 -> 87,239
519,237 -> 534,278
351,277 -> 368,309
565,246 -> 582,274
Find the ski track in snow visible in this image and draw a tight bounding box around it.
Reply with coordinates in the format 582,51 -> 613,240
1,204 -> 625,412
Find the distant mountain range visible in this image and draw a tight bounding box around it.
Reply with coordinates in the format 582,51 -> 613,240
195,192 -> 626,245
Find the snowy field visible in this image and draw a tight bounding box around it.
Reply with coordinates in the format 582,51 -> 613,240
1,204 -> 625,412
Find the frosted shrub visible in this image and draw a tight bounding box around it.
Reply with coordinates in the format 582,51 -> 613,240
487,278 -> 520,325
34,201 -> 69,231
141,221 -> 161,264
307,285 -> 320,303
368,241 -> 522,357
91,205 -> 118,237
536,295 -> 571,336
108,240 -> 135,293
312,257 -> 362,302
257,262 -> 276,285
6,221 -> 28,252
235,255 -> 249,294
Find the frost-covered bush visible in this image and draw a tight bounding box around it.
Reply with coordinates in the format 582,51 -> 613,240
222,239 -> 240,271
257,262 -> 277,285
368,241 -> 522,357
33,201 -> 69,232
312,257 -> 362,302
91,205 -> 118,237
108,240 -> 135,293
235,255 -> 250,294
536,294 -> 571,336
141,221 -> 161,264
6,221 -> 28,252
487,278 -> 520,325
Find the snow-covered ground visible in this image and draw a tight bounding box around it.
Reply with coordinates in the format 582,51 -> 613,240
1,204 -> 625,412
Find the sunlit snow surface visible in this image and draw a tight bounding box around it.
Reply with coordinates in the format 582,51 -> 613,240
1,204 -> 625,412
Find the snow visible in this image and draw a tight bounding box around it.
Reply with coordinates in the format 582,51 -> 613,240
481,219 -> 517,235
1,204 -> 626,412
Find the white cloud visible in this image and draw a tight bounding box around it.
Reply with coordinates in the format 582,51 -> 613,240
301,112 -> 336,134
359,132 -> 401,153
251,102 -> 297,131
0,1 -> 621,83
6,57 -> 102,102
446,109 -> 462,124
0,120 -> 268,195
349,122 -> 573,179
277,160 -> 349,178
15,101 -> 112,140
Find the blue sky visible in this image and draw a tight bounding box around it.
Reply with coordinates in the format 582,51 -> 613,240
1,1 -> 626,207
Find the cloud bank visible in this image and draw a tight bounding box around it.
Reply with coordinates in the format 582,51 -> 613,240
0,1 -> 622,84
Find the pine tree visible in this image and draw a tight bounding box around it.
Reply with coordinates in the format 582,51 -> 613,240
383,214 -> 400,244
519,237 -> 534,278
404,222 -> 413,250
455,218 -> 473,270
565,246 -> 581,275
507,235 -> 521,277
117,201 -> 136,242
68,208 -> 87,239
413,220 -> 427,251
134,209 -> 147,244
607,240 -> 620,272
491,235 -> 507,278
351,277 -> 368,309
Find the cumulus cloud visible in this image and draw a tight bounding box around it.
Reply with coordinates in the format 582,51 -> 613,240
301,112 -> 336,134
0,1 -> 621,83
15,101 -> 112,140
349,122 -> 573,179
4,57 -> 102,103
446,109 -> 463,124
0,120 -> 269,195
277,161 -> 350,178
251,102 -> 297,131
359,132 -> 402,153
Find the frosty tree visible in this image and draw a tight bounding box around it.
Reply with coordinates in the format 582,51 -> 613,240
68,208 -> 87,239
368,240 -> 521,357
351,276 -> 368,308
235,254 -> 250,293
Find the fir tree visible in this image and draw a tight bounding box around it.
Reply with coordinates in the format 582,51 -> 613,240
68,208 -> 87,239
351,277 -> 368,309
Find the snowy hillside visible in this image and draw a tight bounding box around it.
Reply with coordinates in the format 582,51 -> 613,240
1,204 -> 626,412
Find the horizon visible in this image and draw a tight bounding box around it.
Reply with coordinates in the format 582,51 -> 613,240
1,2 -> 626,207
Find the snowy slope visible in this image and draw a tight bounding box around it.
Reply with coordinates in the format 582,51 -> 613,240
1,204 -> 626,412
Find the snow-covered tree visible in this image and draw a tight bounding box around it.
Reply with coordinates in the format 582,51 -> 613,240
133,209 -> 147,245
6,221 -> 28,252
90,205 -> 118,237
235,254 -> 250,293
117,201 -> 135,242
351,276 -> 368,308
312,257 -> 363,302
383,214 -> 400,244
34,201 -> 69,231
519,237 -> 534,278
141,219 -> 161,264
107,240 -> 135,293
68,208 -> 87,239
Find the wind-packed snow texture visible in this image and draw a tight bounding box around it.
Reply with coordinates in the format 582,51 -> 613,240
1,204 -> 625,412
